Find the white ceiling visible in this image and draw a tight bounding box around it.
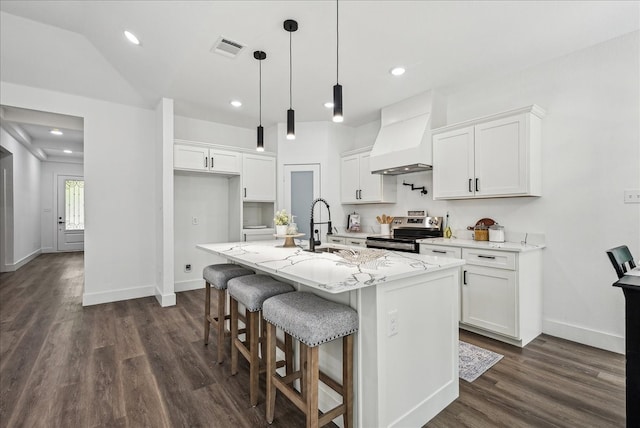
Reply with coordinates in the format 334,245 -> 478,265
0,1 -> 638,130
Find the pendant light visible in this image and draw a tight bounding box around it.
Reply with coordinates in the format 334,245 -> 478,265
254,50 -> 267,152
284,19 -> 298,140
332,0 -> 343,123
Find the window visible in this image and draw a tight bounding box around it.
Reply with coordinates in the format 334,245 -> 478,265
65,179 -> 85,231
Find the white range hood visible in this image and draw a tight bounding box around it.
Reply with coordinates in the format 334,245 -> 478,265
370,90 -> 444,175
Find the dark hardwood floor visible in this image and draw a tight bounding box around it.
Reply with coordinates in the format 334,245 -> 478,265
0,253 -> 626,427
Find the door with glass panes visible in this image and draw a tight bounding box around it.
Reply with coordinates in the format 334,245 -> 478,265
57,176 -> 84,251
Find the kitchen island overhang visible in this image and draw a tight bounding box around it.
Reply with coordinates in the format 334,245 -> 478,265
197,241 -> 464,428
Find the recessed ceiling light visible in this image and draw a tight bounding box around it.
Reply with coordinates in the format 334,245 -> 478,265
63,150 -> 73,154
324,102 -> 334,109
390,67 -> 406,76
50,129 -> 63,136
124,30 -> 141,45
230,100 -> 242,108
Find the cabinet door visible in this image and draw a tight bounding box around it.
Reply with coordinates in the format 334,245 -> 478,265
461,265 -> 517,338
432,127 -> 475,199
474,114 -> 527,196
243,154 -> 276,201
210,149 -> 241,174
358,153 -> 383,202
174,144 -> 209,171
340,154 -> 360,203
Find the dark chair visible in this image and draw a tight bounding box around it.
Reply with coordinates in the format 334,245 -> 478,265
606,245 -> 637,278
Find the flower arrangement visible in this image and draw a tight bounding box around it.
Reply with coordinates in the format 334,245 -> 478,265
274,209 -> 290,226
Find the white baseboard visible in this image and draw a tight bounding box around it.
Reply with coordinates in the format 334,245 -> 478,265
3,248 -> 41,272
543,318 -> 624,354
155,286 -> 176,307
175,279 -> 203,293
82,284 -> 155,306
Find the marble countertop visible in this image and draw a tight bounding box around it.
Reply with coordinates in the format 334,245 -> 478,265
197,241 -> 464,294
418,237 -> 545,252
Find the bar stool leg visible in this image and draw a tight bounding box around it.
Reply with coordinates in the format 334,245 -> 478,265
306,345 -> 320,428
216,288 -> 226,364
265,322 -> 277,424
248,311 -> 260,406
343,335 -> 354,428
285,334 -> 294,375
204,282 -> 211,345
230,298 -> 239,375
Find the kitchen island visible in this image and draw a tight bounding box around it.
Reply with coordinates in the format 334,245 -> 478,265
197,241 -> 464,428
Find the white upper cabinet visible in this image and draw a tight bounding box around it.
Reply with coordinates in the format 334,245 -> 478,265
433,105 -> 544,200
242,154 -> 276,201
174,143 -> 241,175
340,150 -> 396,204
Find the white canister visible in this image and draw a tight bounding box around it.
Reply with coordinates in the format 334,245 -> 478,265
489,224 -> 505,242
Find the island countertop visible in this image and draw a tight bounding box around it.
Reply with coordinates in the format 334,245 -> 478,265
197,241 -> 465,294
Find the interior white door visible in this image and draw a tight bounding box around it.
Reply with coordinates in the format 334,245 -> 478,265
57,175 -> 85,252
284,164 -> 320,240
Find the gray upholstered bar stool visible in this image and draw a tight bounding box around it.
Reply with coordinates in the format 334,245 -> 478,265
228,274 -> 295,407
263,291 -> 359,428
203,264 -> 254,363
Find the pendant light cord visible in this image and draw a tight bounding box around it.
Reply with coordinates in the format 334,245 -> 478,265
336,0 -> 339,83
289,31 -> 293,109
259,57 -> 262,125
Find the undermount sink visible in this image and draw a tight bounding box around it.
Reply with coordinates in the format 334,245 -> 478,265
314,247 -> 342,254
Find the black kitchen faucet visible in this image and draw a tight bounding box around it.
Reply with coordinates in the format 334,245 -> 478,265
307,198 -> 333,252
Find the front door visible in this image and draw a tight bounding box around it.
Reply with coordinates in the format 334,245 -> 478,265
57,175 -> 84,252
283,164 -> 320,239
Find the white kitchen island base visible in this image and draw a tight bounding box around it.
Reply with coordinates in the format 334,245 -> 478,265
197,242 -> 463,427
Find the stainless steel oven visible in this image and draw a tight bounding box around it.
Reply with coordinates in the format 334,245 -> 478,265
366,212 -> 443,253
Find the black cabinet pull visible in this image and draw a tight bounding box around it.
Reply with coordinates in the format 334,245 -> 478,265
211,157 -> 214,168
432,250 -> 447,254
205,157 -> 208,168
358,189 -> 362,199
468,178 -> 472,192
475,178 -> 479,192
355,190 -> 358,200
463,270 -> 467,285
244,188 -> 247,198
478,255 -> 496,259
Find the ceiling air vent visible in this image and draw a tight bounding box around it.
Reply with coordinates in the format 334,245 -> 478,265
211,36 -> 245,58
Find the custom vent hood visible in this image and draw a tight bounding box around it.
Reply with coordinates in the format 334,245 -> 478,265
370,90 -> 445,175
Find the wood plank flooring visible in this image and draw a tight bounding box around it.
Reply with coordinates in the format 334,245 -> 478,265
0,253 -> 626,427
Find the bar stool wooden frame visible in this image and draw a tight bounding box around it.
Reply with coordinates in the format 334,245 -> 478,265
230,297 -> 294,407
204,281 -> 246,364
265,323 -> 354,428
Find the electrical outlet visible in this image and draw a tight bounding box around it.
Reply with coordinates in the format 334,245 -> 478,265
387,309 -> 398,337
184,264 -> 192,273
624,189 -> 640,204
192,216 -> 199,225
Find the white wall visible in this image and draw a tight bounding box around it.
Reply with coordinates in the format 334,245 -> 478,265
174,114 -> 265,151
344,31 -> 640,353
1,82 -> 159,306
39,161 -> 83,253
0,126 -> 41,270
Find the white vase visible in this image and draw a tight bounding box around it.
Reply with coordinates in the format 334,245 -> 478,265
276,225 -> 288,236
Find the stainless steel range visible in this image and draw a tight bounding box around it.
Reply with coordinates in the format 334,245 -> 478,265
366,211 -> 443,253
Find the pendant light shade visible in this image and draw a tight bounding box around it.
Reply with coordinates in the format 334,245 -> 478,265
332,0 -> 343,123
254,50 -> 267,151
284,19 -> 298,140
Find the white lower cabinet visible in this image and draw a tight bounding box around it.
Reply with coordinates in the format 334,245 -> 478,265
460,247 -> 542,347
462,264 -> 517,338
326,235 -> 367,247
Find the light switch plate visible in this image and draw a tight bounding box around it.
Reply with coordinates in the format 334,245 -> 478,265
624,189 -> 640,204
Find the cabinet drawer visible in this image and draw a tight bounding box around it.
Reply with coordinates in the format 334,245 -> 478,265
345,238 -> 366,247
327,236 -> 346,245
462,248 -> 516,270
420,244 -> 462,258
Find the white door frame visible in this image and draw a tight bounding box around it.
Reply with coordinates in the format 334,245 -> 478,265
283,164 -> 321,238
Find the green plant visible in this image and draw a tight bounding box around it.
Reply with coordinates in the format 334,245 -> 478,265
274,209 -> 290,226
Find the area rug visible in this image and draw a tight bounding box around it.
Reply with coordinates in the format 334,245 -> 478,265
459,341 -> 503,382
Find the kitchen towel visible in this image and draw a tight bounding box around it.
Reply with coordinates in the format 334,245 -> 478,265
459,340 -> 503,382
